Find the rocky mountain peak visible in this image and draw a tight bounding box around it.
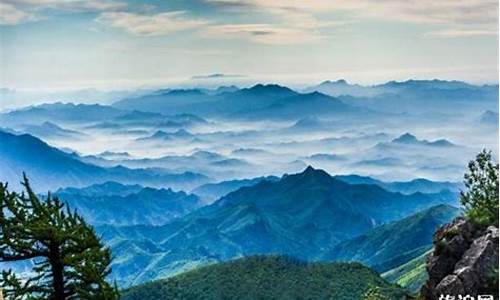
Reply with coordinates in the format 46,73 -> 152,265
420,217 -> 499,299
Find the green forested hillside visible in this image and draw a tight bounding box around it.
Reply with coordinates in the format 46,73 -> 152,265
382,251 -> 429,293
121,256 -> 407,300
326,204 -> 460,272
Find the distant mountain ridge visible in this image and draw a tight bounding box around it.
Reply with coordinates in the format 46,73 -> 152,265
112,84 -> 370,119
0,131 -> 210,192
55,182 -> 202,226
191,176 -> 280,203
0,102 -> 124,126
310,79 -> 498,114
335,174 -> 461,194
478,110 -> 499,126
391,133 -> 456,147
306,79 -> 498,97
20,121 -> 86,140
56,181 -> 144,197
3,80 -> 496,125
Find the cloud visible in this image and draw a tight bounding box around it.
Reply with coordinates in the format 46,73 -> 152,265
424,29 -> 498,38
353,0 -> 498,26
203,0 -> 351,44
0,0 -> 126,25
205,0 -> 498,39
7,0 -> 126,11
96,11 -> 207,36
206,0 -> 498,26
0,3 -> 31,25
205,23 -> 322,44
191,73 -> 243,79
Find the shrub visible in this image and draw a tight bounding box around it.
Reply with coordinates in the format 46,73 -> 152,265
460,150 -> 499,228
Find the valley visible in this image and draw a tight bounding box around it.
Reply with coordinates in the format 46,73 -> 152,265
0,79 -> 497,296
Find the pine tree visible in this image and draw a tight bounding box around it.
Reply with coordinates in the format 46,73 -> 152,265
460,149 -> 499,227
0,175 -> 119,300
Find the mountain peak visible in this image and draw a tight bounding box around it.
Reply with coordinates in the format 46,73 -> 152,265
151,130 -> 169,138
295,165 -> 333,182
166,89 -> 205,96
320,79 -> 349,86
304,165 -> 316,173
243,84 -> 296,96
392,133 -> 418,143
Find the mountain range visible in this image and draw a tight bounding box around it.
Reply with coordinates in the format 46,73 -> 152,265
335,174 -> 461,194
94,166 -> 459,287
0,130 -> 210,192
54,182 -> 202,226
20,121 -> 86,140
2,81 -> 497,125
111,80 -> 498,119
113,84 -> 373,120
0,79 -> 493,295
0,102 -> 124,126
306,79 -> 498,114
191,176 -> 280,203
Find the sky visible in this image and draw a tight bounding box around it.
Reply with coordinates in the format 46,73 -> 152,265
0,0 -> 499,94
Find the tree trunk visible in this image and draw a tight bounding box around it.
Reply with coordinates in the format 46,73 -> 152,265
49,242 -> 65,300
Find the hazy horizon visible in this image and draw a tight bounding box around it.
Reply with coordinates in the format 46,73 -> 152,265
1,0 -> 498,96
1,77 -> 499,111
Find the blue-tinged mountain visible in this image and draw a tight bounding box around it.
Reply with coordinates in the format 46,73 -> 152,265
233,91 -> 364,120
0,131 -> 210,192
97,167 -> 459,286
192,176 -> 280,203
304,79 -> 381,97
121,256 -> 407,300
20,121 -> 86,140
0,102 -> 124,126
325,204 -> 460,273
478,110 -> 499,126
378,79 -> 495,92
92,150 -> 254,180
57,181 -> 143,197
390,133 -> 456,147
113,89 -> 214,114
112,84 -> 370,120
285,116 -> 338,132
137,129 -> 195,142
335,174 -> 461,195
113,84 -> 297,117
103,111 -> 208,130
337,80 -> 498,114
228,83 -> 296,100
309,79 -> 497,97
55,182 -> 202,226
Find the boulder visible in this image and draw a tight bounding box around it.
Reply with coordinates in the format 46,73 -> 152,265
421,218 -> 498,299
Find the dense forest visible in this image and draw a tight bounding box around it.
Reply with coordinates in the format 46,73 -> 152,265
121,255 -> 406,300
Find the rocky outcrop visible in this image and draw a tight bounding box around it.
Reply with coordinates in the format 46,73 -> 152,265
420,217 -> 499,299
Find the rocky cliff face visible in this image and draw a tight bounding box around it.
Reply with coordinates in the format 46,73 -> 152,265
420,217 -> 499,299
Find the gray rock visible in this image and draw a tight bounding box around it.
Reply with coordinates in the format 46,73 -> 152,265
420,218 -> 499,299
435,275 -> 465,296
